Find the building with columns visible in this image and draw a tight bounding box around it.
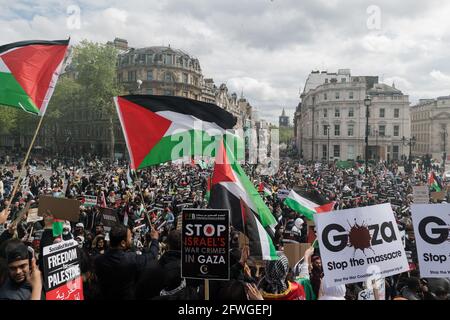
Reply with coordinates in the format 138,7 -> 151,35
295,69 -> 410,162
410,96 -> 450,162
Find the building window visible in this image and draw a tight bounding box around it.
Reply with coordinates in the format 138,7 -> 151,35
164,54 -> 173,65
394,125 -> 399,136
379,125 -> 386,136
147,71 -> 153,81
348,108 -> 354,117
128,70 -> 136,82
335,108 -> 340,117
380,108 -> 385,118
334,125 -> 340,136
164,73 -> 174,82
333,145 -> 340,157
322,145 -> 327,159
183,91 -> 188,97
335,92 -> 340,99
164,90 -> 174,96
341,78 -> 346,83
118,72 -> 123,83
323,109 -> 328,117
146,88 -> 153,95
183,73 -> 188,84
393,146 -> 399,160
323,125 -> 329,136
324,93 -> 327,100
348,145 -> 355,159
394,108 -> 399,118
348,125 -> 354,137
325,79 -> 328,84
349,92 -> 354,99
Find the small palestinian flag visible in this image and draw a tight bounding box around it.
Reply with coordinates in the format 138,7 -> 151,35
209,142 -> 278,260
428,171 -> 442,192
284,190 -> 335,220
114,95 -> 240,169
0,39 -> 69,115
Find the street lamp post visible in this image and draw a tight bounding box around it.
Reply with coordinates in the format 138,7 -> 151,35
442,126 -> 448,172
375,129 -> 379,162
327,125 -> 330,164
402,136 -> 416,173
364,95 -> 372,171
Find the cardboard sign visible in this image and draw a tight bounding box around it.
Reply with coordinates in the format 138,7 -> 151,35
100,208 -> 120,232
83,195 -> 97,207
181,209 -> 230,280
38,196 -> 80,222
43,240 -> 84,300
413,186 -> 429,204
357,278 -> 386,300
411,204 -> 450,278
283,243 -> 311,268
26,208 -> 43,223
314,203 -> 409,287
430,192 -> 445,202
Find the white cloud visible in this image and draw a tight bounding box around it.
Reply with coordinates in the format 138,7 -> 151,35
2,1 -> 450,119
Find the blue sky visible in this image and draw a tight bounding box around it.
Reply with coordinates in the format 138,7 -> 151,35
1,0 -> 450,123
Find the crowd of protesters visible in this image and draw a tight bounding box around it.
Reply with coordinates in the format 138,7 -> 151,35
0,153 -> 448,300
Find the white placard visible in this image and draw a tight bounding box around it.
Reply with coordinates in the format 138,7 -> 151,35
410,204 -> 450,278
314,203 -> 409,286
413,186 -> 429,204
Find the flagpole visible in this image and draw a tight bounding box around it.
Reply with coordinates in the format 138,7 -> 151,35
5,115 -> 45,215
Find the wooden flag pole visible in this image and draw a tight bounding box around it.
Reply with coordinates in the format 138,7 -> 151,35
5,115 -> 45,215
204,279 -> 209,300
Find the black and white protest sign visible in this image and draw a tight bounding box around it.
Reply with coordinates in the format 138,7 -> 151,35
411,204 -> 450,278
181,209 -> 230,280
43,240 -> 83,300
314,203 -> 409,286
100,208 -> 120,232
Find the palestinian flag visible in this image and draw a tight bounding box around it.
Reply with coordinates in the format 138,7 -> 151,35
428,171 -> 442,192
114,95 -> 241,169
284,190 -> 335,220
258,182 -> 272,196
209,142 -> 278,260
52,219 -> 64,237
0,39 -> 69,115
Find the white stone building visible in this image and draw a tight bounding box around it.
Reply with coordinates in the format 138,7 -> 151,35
295,69 -> 410,161
411,96 -> 450,162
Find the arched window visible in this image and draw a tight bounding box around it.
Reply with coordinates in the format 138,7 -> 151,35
164,73 -> 174,82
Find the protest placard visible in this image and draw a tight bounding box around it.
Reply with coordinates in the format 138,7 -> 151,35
430,191 -> 445,202
181,208 -> 230,280
283,243 -> 311,268
100,208 -> 120,232
42,239 -> 83,300
277,189 -> 290,200
83,195 -> 97,207
38,196 -> 80,222
413,186 -> 429,204
410,204 -> 450,278
26,208 -> 43,223
314,203 -> 409,286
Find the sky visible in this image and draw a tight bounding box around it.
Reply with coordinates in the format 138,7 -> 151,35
1,0 -> 450,123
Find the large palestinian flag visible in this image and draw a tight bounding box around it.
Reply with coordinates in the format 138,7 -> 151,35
0,39 -> 70,115
209,142 -> 278,260
114,95 -> 241,169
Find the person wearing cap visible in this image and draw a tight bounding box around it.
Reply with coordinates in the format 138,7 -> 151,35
74,223 -> 85,238
0,240 -> 42,300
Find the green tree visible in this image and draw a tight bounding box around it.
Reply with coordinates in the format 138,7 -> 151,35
0,107 -> 19,134
71,40 -> 125,160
